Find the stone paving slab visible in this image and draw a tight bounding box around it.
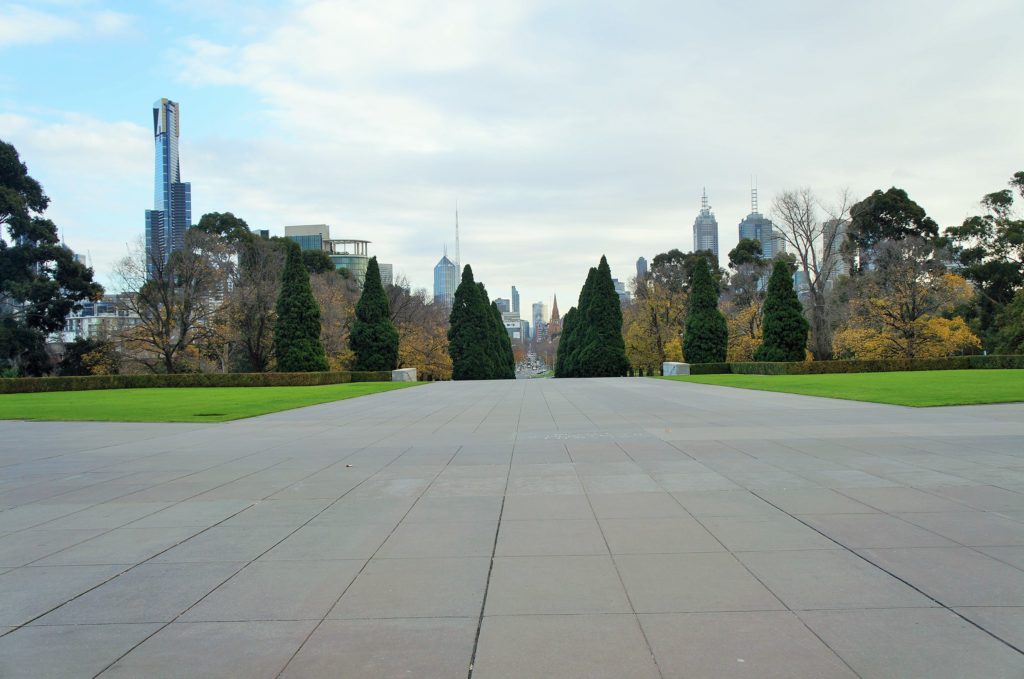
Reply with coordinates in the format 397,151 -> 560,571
1,377 -> 1023,676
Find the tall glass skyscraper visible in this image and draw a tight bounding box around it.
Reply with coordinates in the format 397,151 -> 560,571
511,286 -> 520,314
737,189 -> 782,260
145,98 -> 191,277
433,254 -> 459,307
692,189 -> 719,260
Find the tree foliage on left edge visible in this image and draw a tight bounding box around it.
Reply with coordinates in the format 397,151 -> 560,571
0,139 -> 103,375
349,256 -> 399,371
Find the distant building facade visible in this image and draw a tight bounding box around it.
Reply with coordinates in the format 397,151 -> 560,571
433,255 -> 459,307
284,224 -> 371,283
56,294 -> 141,344
547,296 -> 562,337
494,298 -> 511,313
737,189 -> 783,260
532,301 -> 549,340
511,286 -> 520,314
145,98 -> 191,277
692,189 -> 719,259
378,263 -> 394,286
824,219 -> 851,282
636,257 -> 648,279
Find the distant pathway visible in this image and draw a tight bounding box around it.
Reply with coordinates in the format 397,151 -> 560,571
1,378 -> 1023,677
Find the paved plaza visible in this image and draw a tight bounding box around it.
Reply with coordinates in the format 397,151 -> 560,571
1,378 -> 1024,677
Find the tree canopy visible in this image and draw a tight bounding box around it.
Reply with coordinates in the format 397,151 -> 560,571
0,140 -> 103,375
682,256 -> 728,363
350,257 -> 399,371
273,241 -> 329,372
754,260 -> 808,362
555,256 -> 629,377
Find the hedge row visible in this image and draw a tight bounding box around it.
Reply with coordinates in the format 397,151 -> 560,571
0,371 -> 394,394
689,354 -> 1024,376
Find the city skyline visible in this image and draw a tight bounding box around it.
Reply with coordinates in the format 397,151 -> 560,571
143,98 -> 190,276
2,1 -> 1022,313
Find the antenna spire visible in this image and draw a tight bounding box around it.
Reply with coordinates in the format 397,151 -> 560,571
701,187 -> 709,212
751,175 -> 759,214
455,203 -> 461,271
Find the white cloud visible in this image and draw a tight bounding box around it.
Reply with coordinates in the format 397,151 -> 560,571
0,4 -> 133,47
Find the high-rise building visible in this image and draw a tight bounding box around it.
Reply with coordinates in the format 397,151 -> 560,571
433,254 -> 459,307
511,286 -> 520,314
692,188 -> 719,259
611,279 -> 631,306
494,298 -> 511,313
737,188 -> 783,259
531,301 -> 548,339
636,257 -> 648,279
145,98 -> 191,276
824,219 -> 851,282
378,263 -> 394,286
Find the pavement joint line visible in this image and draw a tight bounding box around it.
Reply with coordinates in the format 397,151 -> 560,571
750,489 -> 1024,658
611,438 -> 864,679
88,444 -> 414,678
273,443 -> 461,679
86,400 -> 451,677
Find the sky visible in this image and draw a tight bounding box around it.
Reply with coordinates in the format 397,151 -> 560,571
2,0 -> 1023,315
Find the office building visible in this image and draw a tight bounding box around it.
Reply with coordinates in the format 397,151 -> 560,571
495,298 -> 511,314
824,219 -> 851,282
692,188 -> 719,259
144,98 -> 191,276
611,279 -> 631,306
737,188 -> 783,259
532,301 -> 548,339
56,294 -> 141,344
511,286 -> 520,314
284,224 -> 371,283
378,263 -> 394,286
636,257 -> 648,279
434,254 -> 459,307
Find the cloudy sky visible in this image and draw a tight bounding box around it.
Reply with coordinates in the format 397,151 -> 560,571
2,0 -> 1022,313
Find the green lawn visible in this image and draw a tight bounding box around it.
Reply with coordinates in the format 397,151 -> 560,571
659,369 -> 1024,407
0,382 -> 423,423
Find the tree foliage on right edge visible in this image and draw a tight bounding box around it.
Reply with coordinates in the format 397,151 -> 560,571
448,265 -> 513,380
350,256 -> 399,371
555,256 -> 629,377
754,259 -> 808,361
274,241 -> 329,372
682,256 -> 728,363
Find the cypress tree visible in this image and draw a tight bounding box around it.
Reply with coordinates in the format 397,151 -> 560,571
577,255 -> 630,377
565,268 -> 598,377
274,241 -> 329,372
682,256 -> 728,363
554,307 -> 578,378
490,301 -> 516,379
754,260 -> 809,362
350,256 -> 399,371
448,265 -> 494,380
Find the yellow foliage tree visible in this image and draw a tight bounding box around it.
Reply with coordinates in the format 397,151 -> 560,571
724,301 -> 762,362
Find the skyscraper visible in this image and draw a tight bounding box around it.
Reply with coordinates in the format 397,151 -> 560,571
636,257 -> 648,279
692,188 -> 719,259
433,253 -> 459,307
532,301 -> 548,339
145,98 -> 191,276
511,286 -> 520,314
494,298 -> 511,313
737,187 -> 783,259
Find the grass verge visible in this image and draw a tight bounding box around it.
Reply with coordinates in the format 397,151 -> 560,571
658,369 -> 1024,407
0,381 -> 423,423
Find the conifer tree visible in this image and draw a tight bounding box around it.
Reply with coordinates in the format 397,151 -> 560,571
490,301 -> 516,378
448,265 -> 494,380
682,256 -> 728,363
350,256 -> 400,371
274,242 -> 329,372
563,267 -> 598,377
577,255 -> 630,377
554,307 -> 578,377
754,259 -> 809,362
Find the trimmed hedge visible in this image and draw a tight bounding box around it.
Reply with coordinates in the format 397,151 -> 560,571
0,371 -> 394,394
689,362 -> 732,375
726,355 -> 1023,376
